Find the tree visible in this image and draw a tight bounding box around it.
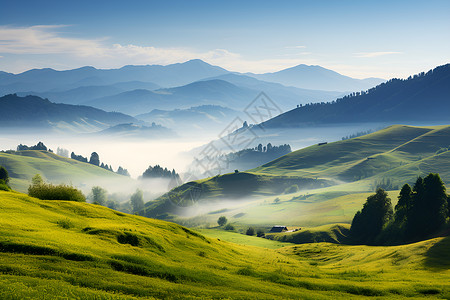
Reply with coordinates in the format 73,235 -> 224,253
394,184 -> 412,223
408,174 -> 448,239
89,152 -> 100,166
350,188 -> 393,243
106,200 -> 117,210
217,216 -> 227,226
31,174 -> 44,186
130,189 -> 144,214
246,227 -> 255,236
256,229 -> 265,237
0,166 -> 9,184
257,144 -> 263,152
91,186 -> 107,206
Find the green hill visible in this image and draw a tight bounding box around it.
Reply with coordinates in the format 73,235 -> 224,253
0,150 -> 126,192
1,190 -> 450,299
148,125 -> 450,220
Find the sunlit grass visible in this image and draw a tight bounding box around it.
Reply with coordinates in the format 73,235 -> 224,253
1,190 -> 450,299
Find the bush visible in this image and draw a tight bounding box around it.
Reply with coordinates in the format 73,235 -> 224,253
256,229 -> 265,237
0,179 -> 11,191
284,184 -> 299,194
246,227 -> 255,236
0,166 -> 9,184
28,180 -> 85,202
224,223 -> 235,231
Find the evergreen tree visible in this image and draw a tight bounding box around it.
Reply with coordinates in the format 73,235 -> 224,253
395,184 -> 412,223
407,174 -> 447,239
423,173 -> 448,233
89,152 -> 100,166
350,188 -> 393,244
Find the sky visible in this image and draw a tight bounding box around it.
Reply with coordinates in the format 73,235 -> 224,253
0,0 -> 449,79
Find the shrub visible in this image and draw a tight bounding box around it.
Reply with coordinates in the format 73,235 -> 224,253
28,181 -> 85,202
284,184 -> 299,194
0,166 -> 9,184
246,227 -> 255,236
0,179 -> 11,191
256,229 -> 265,237
224,223 -> 235,231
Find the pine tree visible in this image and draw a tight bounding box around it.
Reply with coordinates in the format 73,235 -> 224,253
395,184 -> 412,223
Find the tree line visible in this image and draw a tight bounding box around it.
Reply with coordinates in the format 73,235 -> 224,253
350,173 -> 449,245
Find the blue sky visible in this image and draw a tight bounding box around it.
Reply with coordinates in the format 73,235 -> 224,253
0,0 -> 449,78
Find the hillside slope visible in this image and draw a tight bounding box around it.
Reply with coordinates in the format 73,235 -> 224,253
0,150 -> 126,192
263,64 -> 450,128
0,190 -> 449,299
147,125 -> 450,220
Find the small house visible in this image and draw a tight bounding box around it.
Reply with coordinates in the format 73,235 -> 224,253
269,225 -> 288,233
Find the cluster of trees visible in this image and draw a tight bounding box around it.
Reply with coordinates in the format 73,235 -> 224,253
141,165 -> 180,181
89,186 -> 144,215
70,151 -> 130,176
28,174 -> 85,202
252,143 -> 291,154
351,173 -> 449,245
341,130 -> 374,140
17,142 -> 52,152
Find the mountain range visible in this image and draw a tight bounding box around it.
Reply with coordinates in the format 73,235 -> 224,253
262,64 -> 450,128
249,64 -> 384,92
0,94 -> 138,132
0,60 -> 380,117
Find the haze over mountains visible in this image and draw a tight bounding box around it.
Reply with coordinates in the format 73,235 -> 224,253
0,60 -> 379,117
262,64 -> 450,128
0,94 -> 137,132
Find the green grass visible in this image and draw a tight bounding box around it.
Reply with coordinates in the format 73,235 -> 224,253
196,228 -> 294,249
0,150 -> 127,192
1,190 -> 450,299
148,125 -> 450,226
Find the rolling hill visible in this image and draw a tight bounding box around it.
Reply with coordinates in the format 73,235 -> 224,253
146,124 -> 450,220
0,150 -> 129,193
249,64 -> 384,92
0,94 -> 138,132
0,190 -> 449,299
262,64 -> 450,128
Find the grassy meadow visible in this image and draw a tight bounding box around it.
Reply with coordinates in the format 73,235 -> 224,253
1,190 -> 450,299
0,150 -> 126,192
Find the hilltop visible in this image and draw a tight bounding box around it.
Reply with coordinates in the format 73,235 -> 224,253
0,150 -> 129,192
0,190 -> 449,298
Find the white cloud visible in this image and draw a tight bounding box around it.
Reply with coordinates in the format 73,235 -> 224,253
0,25 -> 315,73
354,51 -> 402,58
285,45 -> 306,49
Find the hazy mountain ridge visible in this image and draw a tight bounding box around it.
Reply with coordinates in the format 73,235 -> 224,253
249,64 -> 385,92
262,64 -> 450,128
0,94 -> 138,132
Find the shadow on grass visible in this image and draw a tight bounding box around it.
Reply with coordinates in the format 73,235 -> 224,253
424,235 -> 450,270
